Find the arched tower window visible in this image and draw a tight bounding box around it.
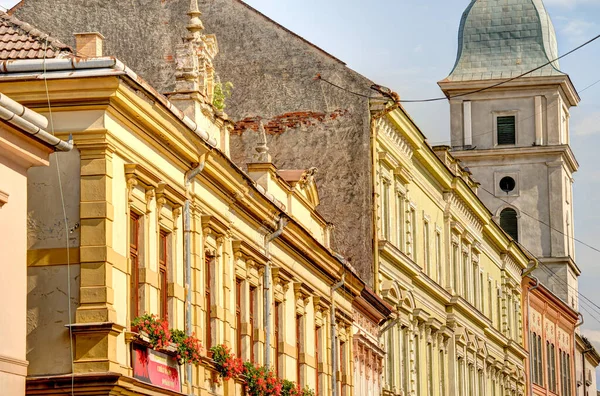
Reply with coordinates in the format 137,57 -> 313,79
499,208 -> 518,241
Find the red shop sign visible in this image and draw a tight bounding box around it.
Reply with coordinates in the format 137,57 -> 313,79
132,343 -> 181,392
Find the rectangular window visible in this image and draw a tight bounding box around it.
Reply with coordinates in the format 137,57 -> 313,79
548,343 -> 556,392
250,286 -> 257,362
339,341 -> 346,388
463,253 -> 469,300
458,358 -> 464,396
566,353 -> 571,395
497,288 -> 502,330
439,349 -> 445,396
424,221 -> 430,275
497,115 -> 516,145
479,272 -> 485,313
315,326 -> 320,395
435,231 -> 442,284
296,314 -> 302,384
410,208 -> 417,259
488,279 -> 493,321
158,230 -> 168,320
205,255 -> 213,350
129,212 -> 140,320
427,343 -> 433,396
235,279 -> 242,357
414,335 -> 420,395
275,301 -> 281,378
396,194 -> 405,250
537,334 -> 543,386
381,181 -> 390,240
453,244 -> 459,292
472,263 -> 478,307
401,327 -> 409,394
130,212 -> 140,320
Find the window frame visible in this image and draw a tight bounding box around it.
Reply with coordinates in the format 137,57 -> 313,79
205,254 -> 213,352
158,230 -> 169,320
493,111 -> 518,147
130,211 -> 141,321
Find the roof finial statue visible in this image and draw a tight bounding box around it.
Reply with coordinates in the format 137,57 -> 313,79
254,120 -> 271,163
186,0 -> 204,41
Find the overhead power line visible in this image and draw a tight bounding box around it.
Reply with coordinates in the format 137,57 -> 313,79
479,186 -> 600,256
317,32 -> 600,103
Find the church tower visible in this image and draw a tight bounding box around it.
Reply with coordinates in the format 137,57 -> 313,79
439,0 -> 580,307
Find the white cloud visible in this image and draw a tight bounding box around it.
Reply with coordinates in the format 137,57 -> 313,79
414,44 -> 423,53
561,19 -> 596,43
545,0 -> 600,6
572,111 -> 600,136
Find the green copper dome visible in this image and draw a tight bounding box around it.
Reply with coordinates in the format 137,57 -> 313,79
446,0 -> 563,81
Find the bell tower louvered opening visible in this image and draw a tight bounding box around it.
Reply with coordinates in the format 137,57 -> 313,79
500,208 -> 518,241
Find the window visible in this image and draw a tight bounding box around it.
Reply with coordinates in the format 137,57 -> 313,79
463,252 -> 469,300
339,341 -> 346,393
381,181 -> 390,240
472,263 -> 479,307
158,230 -> 169,320
566,353 -> 571,395
537,334 -> 543,385
205,255 -> 213,350
401,327 -> 409,394
435,231 -> 442,284
236,279 -> 242,357
500,208 -> 518,241
438,349 -> 445,396
424,221 -> 430,275
410,207 -> 417,259
396,194 -> 405,250
250,286 -> 257,362
458,358 -> 465,396
414,335 -> 420,395
315,326 -> 320,395
488,279 -> 493,321
497,288 -> 502,330
479,272 -> 485,312
275,301 -> 281,377
547,342 -> 556,392
497,115 -> 516,145
296,314 -> 302,384
427,343 -> 433,396
453,244 -> 459,292
130,212 -> 141,320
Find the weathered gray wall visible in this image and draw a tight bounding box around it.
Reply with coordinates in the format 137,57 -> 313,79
13,0 -> 375,284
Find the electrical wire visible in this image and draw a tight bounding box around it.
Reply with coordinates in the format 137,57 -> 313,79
427,76 -> 600,146
43,35 -> 75,396
479,186 -> 600,255
317,32 -> 600,103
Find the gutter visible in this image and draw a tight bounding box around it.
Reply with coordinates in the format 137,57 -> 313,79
263,216 -> 287,369
0,56 -> 217,148
183,153 -> 209,395
0,92 -> 71,151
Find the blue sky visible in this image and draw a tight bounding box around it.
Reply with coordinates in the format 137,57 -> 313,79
3,0 -> 600,382
236,0 -> 600,359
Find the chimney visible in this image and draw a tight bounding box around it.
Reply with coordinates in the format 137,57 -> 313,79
74,32 -> 105,57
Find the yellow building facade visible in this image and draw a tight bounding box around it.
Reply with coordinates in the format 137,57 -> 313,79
372,100 -> 532,396
5,8 -> 389,396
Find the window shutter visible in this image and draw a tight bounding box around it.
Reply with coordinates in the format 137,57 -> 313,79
497,116 -> 516,145
500,208 -> 518,241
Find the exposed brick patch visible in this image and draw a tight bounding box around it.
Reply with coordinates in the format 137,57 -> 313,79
233,109 -> 349,135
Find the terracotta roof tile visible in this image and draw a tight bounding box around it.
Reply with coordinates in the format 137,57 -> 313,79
0,11 -> 73,60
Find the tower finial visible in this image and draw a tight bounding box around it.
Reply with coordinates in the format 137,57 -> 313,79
254,120 -> 271,163
186,0 -> 204,41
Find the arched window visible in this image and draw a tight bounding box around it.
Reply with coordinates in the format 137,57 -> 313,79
500,208 -> 518,241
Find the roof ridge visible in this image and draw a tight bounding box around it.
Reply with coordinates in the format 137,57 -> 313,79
0,11 -> 73,55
